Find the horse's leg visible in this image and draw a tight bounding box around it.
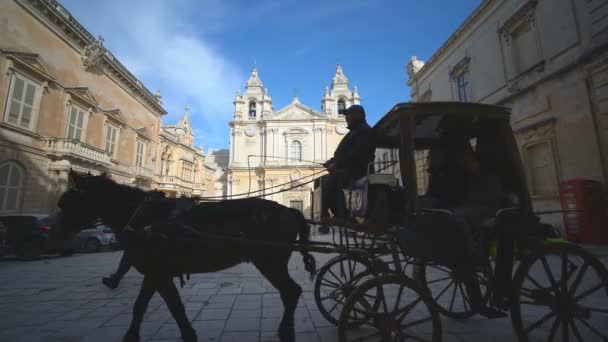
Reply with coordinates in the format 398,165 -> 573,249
253,257 -> 302,342
156,277 -> 197,342
123,276 -> 155,342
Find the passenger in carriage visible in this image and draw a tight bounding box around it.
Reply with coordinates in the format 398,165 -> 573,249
319,104 -> 376,222
422,139 -> 514,318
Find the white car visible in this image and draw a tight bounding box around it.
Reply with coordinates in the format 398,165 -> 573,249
75,223 -> 117,252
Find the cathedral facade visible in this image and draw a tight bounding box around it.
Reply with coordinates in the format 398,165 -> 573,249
226,66 -> 360,217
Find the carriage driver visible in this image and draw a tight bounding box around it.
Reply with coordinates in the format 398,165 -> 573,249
319,104 -> 376,222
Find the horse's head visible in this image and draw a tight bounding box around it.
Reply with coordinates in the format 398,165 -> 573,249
56,170 -> 109,235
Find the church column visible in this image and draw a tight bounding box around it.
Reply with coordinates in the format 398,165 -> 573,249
313,127 -> 317,162
233,129 -> 239,166
261,128 -> 266,166
320,128 -> 326,161
229,129 -> 235,164
284,131 -> 290,165
271,129 -> 276,164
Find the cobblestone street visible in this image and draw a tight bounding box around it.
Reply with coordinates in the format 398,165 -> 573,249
0,241 -> 606,342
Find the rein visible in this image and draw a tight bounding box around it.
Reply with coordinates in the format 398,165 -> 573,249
195,168 -> 327,201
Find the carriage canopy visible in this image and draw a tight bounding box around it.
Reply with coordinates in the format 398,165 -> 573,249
373,102 -> 532,215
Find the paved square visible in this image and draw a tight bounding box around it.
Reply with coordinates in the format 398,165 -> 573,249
0,236 -> 606,342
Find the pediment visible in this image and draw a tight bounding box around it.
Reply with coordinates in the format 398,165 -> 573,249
66,87 -> 98,107
136,126 -> 153,140
4,50 -> 55,81
103,108 -> 127,125
267,103 -> 324,121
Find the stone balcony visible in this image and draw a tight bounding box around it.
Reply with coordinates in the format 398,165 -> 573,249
44,138 -> 112,166
132,166 -> 155,180
157,175 -> 180,189
191,183 -> 204,196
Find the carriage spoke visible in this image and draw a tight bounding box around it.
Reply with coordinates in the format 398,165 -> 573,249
541,256 -> 559,294
586,307 -> 608,314
562,317 -> 569,342
520,287 -> 536,299
547,317 -> 560,342
319,292 -> 341,301
393,284 -> 406,313
575,282 -> 606,301
568,262 -> 590,297
575,317 -> 608,339
458,282 -> 470,312
448,281 -> 458,312
327,300 -> 342,314
426,276 -> 453,285
346,259 -> 355,278
401,316 -> 433,329
396,296 -> 424,321
327,269 -> 346,285
526,274 -> 545,290
379,288 -> 389,313
561,251 -> 569,294
569,319 -> 584,342
433,279 -> 455,302
320,279 -> 341,289
524,311 -> 556,334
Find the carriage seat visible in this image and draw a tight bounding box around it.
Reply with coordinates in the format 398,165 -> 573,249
343,174 -> 399,217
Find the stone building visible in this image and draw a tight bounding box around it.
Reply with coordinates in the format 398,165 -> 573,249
156,105 -> 215,198
405,0 -> 608,229
206,148 -> 229,197
0,0 -> 166,214
226,66 -> 359,216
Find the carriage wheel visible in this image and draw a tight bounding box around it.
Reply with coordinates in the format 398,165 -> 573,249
511,242 -> 608,342
415,261 -> 492,319
314,255 -> 378,326
338,274 -> 442,342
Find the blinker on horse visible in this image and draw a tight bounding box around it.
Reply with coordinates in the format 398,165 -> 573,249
57,171 -> 316,342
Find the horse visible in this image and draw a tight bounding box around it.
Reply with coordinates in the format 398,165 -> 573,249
56,171 -> 316,342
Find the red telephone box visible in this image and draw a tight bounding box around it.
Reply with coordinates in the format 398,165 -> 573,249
559,179 -> 607,244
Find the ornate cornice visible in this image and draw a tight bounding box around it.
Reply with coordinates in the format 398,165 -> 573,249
17,0 -> 167,116
408,0 -> 497,83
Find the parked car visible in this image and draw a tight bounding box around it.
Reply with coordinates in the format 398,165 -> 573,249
0,214 -> 79,260
75,222 -> 117,252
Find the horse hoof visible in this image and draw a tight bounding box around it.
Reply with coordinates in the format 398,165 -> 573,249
121,332 -> 140,342
183,328 -> 197,342
278,326 -> 295,342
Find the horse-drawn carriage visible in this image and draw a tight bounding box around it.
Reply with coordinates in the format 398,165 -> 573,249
57,102 -> 607,342
310,102 -> 608,341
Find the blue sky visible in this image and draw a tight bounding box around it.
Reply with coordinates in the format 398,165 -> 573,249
60,0 -> 481,150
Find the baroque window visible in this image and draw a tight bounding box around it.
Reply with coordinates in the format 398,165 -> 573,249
524,141 -> 558,197
456,71 -> 470,102
66,104 -> 87,141
337,98 -> 346,116
135,140 -> 146,167
291,140 -> 302,162
499,1 -> 543,78
0,161 -> 25,213
105,124 -> 118,157
289,200 -> 304,213
4,72 -> 41,130
249,101 -> 257,118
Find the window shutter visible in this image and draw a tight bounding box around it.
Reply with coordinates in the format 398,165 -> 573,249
7,77 -> 25,125
21,83 -> 37,128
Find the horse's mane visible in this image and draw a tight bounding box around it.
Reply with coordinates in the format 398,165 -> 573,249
92,176 -> 148,205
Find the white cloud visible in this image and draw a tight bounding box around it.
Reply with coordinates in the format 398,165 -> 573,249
61,0 -> 245,148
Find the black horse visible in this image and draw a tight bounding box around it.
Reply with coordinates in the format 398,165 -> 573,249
57,171 -> 316,342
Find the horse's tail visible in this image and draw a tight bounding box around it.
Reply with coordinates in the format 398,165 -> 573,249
290,208 -> 316,279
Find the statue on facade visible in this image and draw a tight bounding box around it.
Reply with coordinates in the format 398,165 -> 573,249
406,56 -> 425,79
